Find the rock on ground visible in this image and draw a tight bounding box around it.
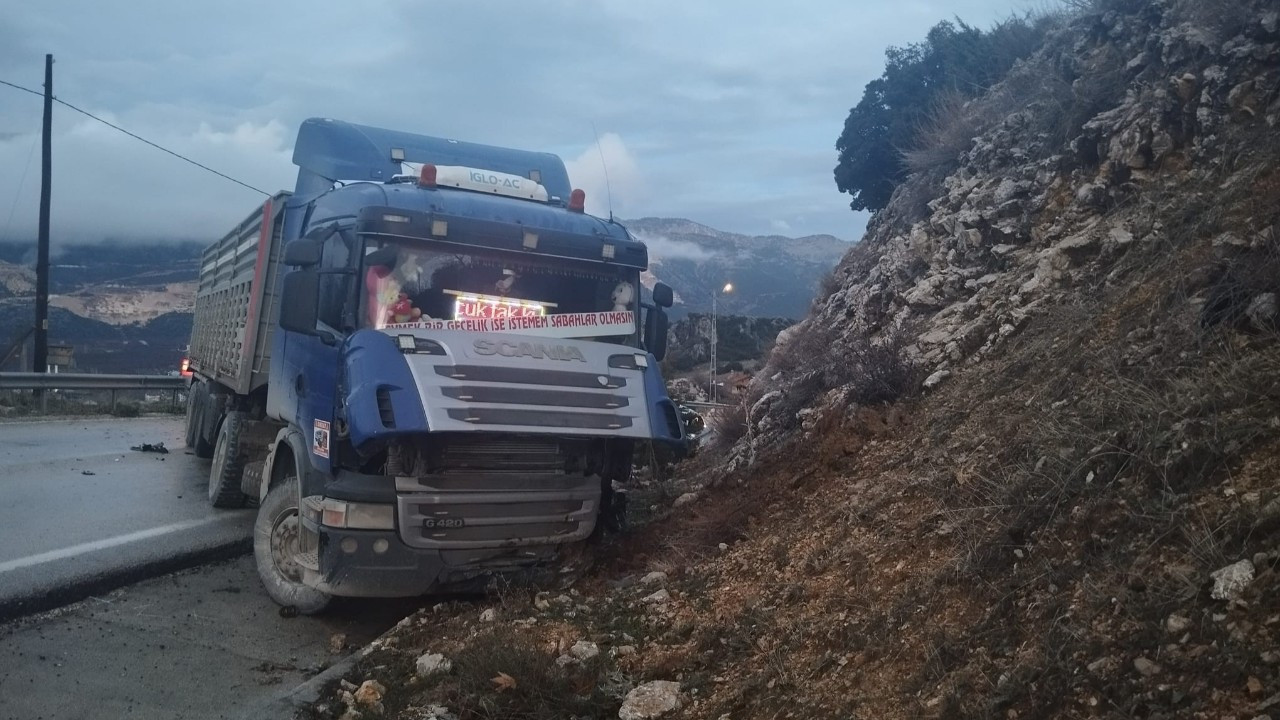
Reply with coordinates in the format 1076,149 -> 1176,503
415,652 -> 452,677
570,640 -> 600,661
618,680 -> 683,720
1210,559 -> 1255,601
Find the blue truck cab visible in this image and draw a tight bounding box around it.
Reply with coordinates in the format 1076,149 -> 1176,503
184,118 -> 685,613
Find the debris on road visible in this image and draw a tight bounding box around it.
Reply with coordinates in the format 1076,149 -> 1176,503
80,470 -> 95,476
130,442 -> 169,454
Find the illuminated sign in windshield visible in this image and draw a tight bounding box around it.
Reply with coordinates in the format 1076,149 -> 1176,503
450,291 -> 549,320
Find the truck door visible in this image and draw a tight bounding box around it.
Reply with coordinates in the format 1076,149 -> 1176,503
293,226 -> 355,480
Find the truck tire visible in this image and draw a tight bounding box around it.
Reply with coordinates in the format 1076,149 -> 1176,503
208,410 -> 249,508
194,389 -> 217,459
185,382 -> 209,451
184,384 -> 200,449
254,476 -> 332,615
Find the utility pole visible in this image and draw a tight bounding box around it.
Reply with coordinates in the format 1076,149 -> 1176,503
34,54 -> 52,374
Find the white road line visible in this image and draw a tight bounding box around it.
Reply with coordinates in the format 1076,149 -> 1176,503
0,517 -> 228,573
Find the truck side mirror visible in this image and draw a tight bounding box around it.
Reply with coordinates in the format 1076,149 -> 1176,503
279,269 -> 321,335
644,305 -> 669,361
283,239 -> 322,267
652,282 -> 674,308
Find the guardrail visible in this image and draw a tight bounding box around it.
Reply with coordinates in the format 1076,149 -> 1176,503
0,372 -> 186,413
0,373 -> 186,390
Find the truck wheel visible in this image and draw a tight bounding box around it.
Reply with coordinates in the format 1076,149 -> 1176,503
194,391 -> 217,459
254,476 -> 332,615
184,383 -> 201,449
208,411 -> 249,508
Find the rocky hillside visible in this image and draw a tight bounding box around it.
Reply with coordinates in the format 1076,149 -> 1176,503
628,217 -> 847,320
297,2 -> 1280,720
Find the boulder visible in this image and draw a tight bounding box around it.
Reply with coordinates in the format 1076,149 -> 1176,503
619,681 -> 683,720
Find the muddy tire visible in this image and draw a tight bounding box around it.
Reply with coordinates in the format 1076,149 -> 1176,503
193,388 -> 217,459
184,382 -> 205,450
254,476 -> 331,615
208,410 -> 248,508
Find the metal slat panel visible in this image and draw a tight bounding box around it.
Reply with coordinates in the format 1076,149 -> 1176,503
188,192 -> 290,391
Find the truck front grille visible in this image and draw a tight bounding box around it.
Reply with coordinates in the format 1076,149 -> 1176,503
395,472 -> 600,551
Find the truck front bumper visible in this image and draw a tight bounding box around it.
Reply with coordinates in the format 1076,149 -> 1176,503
300,523 -> 447,597
297,514 -> 580,598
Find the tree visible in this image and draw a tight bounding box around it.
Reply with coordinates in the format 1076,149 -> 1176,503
834,18 -> 1045,213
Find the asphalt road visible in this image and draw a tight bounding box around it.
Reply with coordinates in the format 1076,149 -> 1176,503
0,555 -> 418,720
0,415 -> 254,617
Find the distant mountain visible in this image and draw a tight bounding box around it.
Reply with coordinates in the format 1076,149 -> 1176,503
626,218 -> 847,320
0,242 -> 200,373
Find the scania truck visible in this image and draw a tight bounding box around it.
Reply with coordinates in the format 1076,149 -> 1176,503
184,118 -> 685,613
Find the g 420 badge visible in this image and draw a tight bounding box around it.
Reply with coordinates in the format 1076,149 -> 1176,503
423,517 -> 465,529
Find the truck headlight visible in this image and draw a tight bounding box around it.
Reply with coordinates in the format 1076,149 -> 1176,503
318,499 -> 395,530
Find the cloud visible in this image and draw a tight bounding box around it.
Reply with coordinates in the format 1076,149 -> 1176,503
770,219 -> 793,234
563,133 -> 643,219
0,113 -> 292,244
631,231 -> 716,262
0,0 -> 1025,244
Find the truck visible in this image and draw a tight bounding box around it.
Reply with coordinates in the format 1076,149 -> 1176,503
184,118 -> 686,613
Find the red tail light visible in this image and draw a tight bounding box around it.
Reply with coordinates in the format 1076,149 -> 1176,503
180,357 -> 192,377
568,188 -> 586,213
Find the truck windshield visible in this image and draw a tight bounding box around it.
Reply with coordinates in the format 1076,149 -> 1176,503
359,238 -> 641,342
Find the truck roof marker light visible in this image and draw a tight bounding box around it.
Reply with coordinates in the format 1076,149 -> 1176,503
569,188 -> 586,213
418,163 -> 438,188
382,214 -> 410,223
602,243 -> 616,260
431,220 -> 448,237
523,232 -> 538,249
390,147 -> 405,161
396,334 -> 417,353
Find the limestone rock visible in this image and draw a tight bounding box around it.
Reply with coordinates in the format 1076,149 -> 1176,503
672,492 -> 698,508
1210,559 -> 1256,601
570,640 -> 600,661
354,679 -> 386,714
416,652 -> 452,677
480,608 -> 498,622
1133,657 -> 1162,676
642,589 -> 672,604
1165,614 -> 1193,634
641,571 -> 668,586
922,369 -> 951,390
619,680 -> 683,720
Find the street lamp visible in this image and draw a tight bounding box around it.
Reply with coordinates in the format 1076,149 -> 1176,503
709,282 -> 733,403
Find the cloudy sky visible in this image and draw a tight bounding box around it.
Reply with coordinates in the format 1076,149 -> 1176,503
0,0 -> 1026,246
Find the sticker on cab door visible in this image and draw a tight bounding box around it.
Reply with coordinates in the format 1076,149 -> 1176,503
312,419 -> 330,459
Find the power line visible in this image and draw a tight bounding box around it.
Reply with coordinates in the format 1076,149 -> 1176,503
0,77 -> 270,196
0,134 -> 38,243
